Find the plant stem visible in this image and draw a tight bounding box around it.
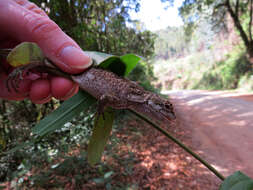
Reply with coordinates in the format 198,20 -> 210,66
129,110 -> 225,181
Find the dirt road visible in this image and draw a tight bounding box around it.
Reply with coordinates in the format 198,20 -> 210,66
165,90 -> 253,178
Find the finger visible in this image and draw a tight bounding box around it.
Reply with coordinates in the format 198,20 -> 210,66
29,79 -> 52,104
50,77 -> 79,100
61,85 -> 79,100
13,0 -> 48,17
24,15 -> 92,73
0,0 -> 92,74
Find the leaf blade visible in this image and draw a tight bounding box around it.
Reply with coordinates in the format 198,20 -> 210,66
87,108 -> 115,166
219,171 -> 253,190
32,91 -> 96,136
120,54 -> 141,76
7,42 -> 44,67
84,51 -> 141,77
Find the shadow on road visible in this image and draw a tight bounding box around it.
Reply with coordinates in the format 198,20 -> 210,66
167,90 -> 253,178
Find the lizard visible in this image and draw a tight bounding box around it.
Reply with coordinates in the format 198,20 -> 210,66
4,56 -> 176,124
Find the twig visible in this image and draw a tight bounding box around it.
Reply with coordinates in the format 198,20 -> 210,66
249,0 -> 253,41
129,110 -> 226,181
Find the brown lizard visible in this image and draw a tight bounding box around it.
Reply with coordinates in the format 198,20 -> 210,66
5,58 -> 176,124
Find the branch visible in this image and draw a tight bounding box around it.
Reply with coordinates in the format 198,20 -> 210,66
249,0 -> 253,41
226,0 -> 250,47
130,110 -> 226,181
214,2 -> 226,11
235,0 -> 240,16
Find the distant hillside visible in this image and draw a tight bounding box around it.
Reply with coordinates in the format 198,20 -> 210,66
154,18 -> 236,61
154,26 -> 188,59
153,20 -> 252,91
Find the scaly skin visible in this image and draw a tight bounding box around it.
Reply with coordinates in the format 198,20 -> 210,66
72,67 -> 176,123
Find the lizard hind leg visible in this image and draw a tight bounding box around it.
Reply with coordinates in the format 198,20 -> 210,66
5,68 -> 23,93
5,63 -> 42,93
96,94 -> 119,121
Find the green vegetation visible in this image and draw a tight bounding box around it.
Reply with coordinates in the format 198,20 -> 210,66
1,0 -> 253,189
195,47 -> 253,90
31,0 -> 155,58
0,0 -> 159,188
154,44 -> 252,91
154,0 -> 253,92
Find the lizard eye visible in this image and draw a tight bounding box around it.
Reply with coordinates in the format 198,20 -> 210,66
165,104 -> 172,110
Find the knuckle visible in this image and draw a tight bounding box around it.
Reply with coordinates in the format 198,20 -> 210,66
25,14 -> 59,40
33,8 -> 48,17
13,0 -> 28,6
25,2 -> 37,10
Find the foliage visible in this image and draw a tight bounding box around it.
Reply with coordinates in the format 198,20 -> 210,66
1,0 -> 157,185
194,47 -> 252,90
30,0 -> 155,58
155,26 -> 189,59
153,50 -> 215,90
3,0 -> 253,189
153,9 -> 252,92
237,74 -> 253,91
0,113 -> 140,189
7,42 -> 44,67
154,19 -> 218,62
87,108 -> 114,166
128,62 -> 160,93
219,171 -> 253,190
166,0 -> 253,65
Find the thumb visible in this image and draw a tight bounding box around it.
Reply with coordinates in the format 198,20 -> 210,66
1,0 -> 92,74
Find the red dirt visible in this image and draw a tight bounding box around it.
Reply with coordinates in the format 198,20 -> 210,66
114,115 -> 220,190
168,90 -> 253,178
93,90 -> 253,189
4,90 -> 252,189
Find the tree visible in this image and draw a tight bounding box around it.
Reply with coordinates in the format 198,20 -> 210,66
167,0 -> 253,66
155,26 -> 189,59
30,0 -> 155,58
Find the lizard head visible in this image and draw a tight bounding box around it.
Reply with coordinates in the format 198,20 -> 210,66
147,97 -> 176,121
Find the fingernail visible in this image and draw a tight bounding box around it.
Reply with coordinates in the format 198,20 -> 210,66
60,46 -> 92,70
61,84 -> 78,100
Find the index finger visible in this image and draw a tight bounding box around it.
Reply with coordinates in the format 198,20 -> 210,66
0,0 -> 92,74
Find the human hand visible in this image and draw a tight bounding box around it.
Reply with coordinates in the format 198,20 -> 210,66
0,0 -> 92,104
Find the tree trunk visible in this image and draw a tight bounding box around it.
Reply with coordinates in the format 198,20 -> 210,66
225,0 -> 253,67
226,1 -> 250,48
248,47 -> 253,66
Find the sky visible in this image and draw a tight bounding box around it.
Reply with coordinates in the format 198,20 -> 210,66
129,0 -> 184,31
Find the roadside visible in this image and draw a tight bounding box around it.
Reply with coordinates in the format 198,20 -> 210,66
167,90 -> 253,178
113,113 -> 220,190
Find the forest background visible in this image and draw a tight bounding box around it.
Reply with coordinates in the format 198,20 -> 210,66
0,0 -> 252,189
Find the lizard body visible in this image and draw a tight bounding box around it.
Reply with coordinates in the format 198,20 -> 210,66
72,67 -> 176,123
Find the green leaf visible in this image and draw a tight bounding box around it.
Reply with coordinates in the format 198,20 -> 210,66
104,171 -> 114,179
32,91 -> 96,136
120,54 -> 142,76
219,171 -> 253,190
0,185 -> 6,190
7,42 -> 44,67
84,51 -> 141,77
84,51 -> 113,66
98,56 -> 126,76
93,177 -> 105,184
6,43 -> 140,76
3,141 -> 34,155
87,108 -> 115,166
